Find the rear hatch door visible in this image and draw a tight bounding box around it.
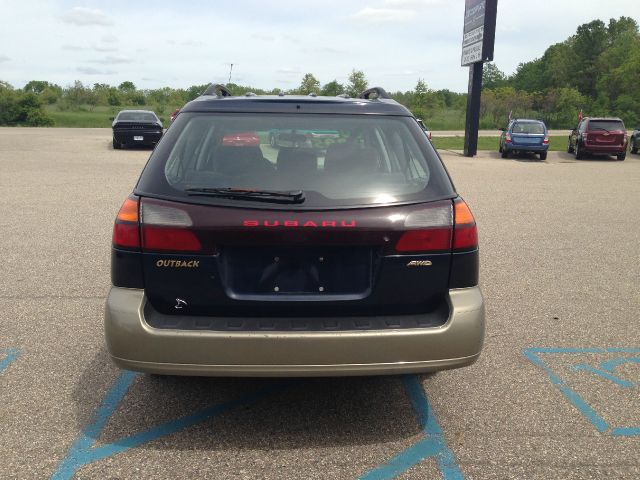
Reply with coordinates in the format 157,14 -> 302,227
139,197 -> 454,318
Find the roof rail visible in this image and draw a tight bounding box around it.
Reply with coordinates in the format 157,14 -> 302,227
359,87 -> 391,100
202,84 -> 233,98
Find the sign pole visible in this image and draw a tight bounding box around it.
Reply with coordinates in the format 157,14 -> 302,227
461,0 -> 498,157
464,62 -> 484,157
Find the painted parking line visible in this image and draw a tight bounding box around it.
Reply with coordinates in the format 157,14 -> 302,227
524,347 -> 640,437
359,375 -> 464,480
0,348 -> 20,374
51,372 -> 292,480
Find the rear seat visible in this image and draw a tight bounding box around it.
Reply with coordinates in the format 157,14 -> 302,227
277,148 -> 318,175
324,143 -> 379,174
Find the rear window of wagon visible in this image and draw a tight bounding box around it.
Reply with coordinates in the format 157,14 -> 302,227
135,113 -> 455,209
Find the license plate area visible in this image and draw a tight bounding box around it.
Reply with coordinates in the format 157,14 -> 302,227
133,135 -> 144,141
220,247 -> 373,299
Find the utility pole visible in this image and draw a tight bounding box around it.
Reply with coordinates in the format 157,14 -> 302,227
228,63 -> 234,84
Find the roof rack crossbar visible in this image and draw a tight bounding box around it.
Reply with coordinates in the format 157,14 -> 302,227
202,84 -> 233,98
358,87 -> 391,100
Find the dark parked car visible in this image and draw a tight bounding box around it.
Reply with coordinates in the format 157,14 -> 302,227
629,126 -> 639,154
499,119 -> 549,160
105,85 -> 485,377
112,110 -> 163,149
568,117 -> 627,160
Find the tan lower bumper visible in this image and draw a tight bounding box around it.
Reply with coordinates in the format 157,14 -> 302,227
104,287 -> 485,377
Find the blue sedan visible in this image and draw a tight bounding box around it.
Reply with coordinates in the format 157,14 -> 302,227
499,119 -> 549,160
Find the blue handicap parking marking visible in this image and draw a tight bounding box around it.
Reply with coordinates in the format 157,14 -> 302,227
52,371 -> 292,480
0,348 -> 20,374
524,347 -> 640,437
360,375 -> 464,480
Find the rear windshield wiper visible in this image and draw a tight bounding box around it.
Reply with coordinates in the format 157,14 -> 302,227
185,187 -> 305,204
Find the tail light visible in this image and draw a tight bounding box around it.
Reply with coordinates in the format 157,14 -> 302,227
543,136 -> 549,145
140,201 -> 203,253
453,199 -> 478,251
112,196 -> 140,249
505,133 -> 512,143
395,204 -> 453,253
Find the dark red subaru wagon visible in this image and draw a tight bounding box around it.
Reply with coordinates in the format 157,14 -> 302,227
105,85 -> 485,377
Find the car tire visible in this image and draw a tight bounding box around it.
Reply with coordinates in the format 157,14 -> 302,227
539,152 -> 547,161
617,152 -> 626,161
499,143 -> 503,153
631,140 -> 638,154
575,143 -> 583,160
112,138 -> 121,150
567,139 -> 574,153
501,148 -> 509,159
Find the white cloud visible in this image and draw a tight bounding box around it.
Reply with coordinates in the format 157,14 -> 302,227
77,67 -> 116,75
351,7 -> 414,23
92,44 -> 118,52
101,34 -> 118,43
89,55 -> 133,65
62,45 -> 84,51
384,0 -> 444,6
0,55 -> 10,62
62,7 -> 113,26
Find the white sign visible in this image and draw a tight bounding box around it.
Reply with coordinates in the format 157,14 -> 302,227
462,42 -> 483,65
463,26 -> 484,47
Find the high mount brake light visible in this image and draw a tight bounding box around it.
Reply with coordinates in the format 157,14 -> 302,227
112,196 -> 141,249
453,199 -> 478,250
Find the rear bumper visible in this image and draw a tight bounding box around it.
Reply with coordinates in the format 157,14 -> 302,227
104,286 -> 485,377
113,130 -> 162,145
582,144 -> 626,155
505,144 -> 548,152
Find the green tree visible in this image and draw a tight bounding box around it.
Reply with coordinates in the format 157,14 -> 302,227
345,70 -> 368,97
298,73 -> 321,95
321,80 -> 344,96
118,81 -> 136,93
482,63 -> 507,89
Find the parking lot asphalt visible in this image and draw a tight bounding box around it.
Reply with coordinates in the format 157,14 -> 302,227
0,127 -> 638,480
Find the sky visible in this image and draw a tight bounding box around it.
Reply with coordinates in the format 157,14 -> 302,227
0,0 -> 638,93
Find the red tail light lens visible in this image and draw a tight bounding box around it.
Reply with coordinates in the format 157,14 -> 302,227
453,199 -> 478,250
395,204 -> 453,253
505,133 -> 512,143
543,136 -> 549,145
140,200 -> 203,252
112,196 -> 140,249
141,226 -> 202,252
396,228 -> 452,253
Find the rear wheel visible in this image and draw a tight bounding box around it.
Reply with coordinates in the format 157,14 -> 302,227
539,152 -> 547,161
499,142 -> 503,153
567,138 -> 574,153
631,139 -> 638,154
501,148 -> 509,159
575,143 -> 583,160
617,152 -> 626,161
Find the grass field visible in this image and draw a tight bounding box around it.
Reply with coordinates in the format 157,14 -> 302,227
44,105 -> 177,128
39,106 -> 570,152
432,136 -> 566,152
